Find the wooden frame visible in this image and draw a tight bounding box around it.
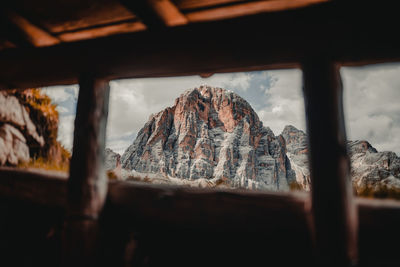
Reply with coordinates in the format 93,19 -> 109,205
1,1 -> 400,266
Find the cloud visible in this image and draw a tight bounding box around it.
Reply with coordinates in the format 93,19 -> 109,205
42,85 -> 79,103
57,114 -> 75,151
106,72 -> 263,143
342,63 -> 400,154
255,69 -> 305,135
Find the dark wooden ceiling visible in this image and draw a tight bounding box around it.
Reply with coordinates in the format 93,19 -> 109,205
0,0 -> 399,90
0,0 -> 327,49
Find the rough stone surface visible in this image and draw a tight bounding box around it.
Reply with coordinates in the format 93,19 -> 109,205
0,92 -> 45,147
105,148 -> 121,171
0,124 -> 30,165
280,125 -> 310,190
348,140 -> 400,192
121,86 -> 295,191
0,91 -> 45,166
280,125 -> 400,192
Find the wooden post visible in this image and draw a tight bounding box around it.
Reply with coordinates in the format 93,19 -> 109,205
62,74 -> 110,266
302,57 -> 358,266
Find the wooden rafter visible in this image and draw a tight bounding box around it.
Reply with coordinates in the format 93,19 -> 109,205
2,9 -> 60,47
185,0 -> 330,22
57,20 -> 146,42
120,0 -> 188,28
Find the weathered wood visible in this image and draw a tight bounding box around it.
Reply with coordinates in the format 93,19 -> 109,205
175,0 -> 244,10
57,20 -> 146,42
185,0 -> 328,22
63,75 -> 110,267
2,9 -> 60,47
302,57 -> 358,266
0,167 -> 67,207
147,0 -> 188,26
3,167 -> 400,265
107,180 -> 309,232
0,1 -> 399,90
120,0 -> 187,28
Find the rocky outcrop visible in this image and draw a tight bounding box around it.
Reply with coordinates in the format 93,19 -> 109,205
121,86 -> 295,191
0,90 -> 70,168
0,124 -> 30,165
280,125 -> 310,190
348,140 -> 400,193
0,91 -> 45,165
280,125 -> 400,193
105,148 -> 121,170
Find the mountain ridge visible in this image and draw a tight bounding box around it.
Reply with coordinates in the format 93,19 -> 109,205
119,85 -> 296,190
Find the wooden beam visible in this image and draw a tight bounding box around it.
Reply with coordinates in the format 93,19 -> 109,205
0,167 -> 67,207
302,57 -> 358,266
0,1 -> 398,89
175,0 -> 244,10
2,10 -> 60,47
62,75 -> 110,266
121,0 -> 188,28
185,0 -> 329,22
2,167 -> 400,265
57,21 -> 146,42
147,0 -> 188,26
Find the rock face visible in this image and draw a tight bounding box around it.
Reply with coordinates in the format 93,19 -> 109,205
105,148 -> 121,171
0,91 -> 45,165
121,86 -> 295,191
349,140 -> 400,193
0,89 -> 70,168
280,125 -> 400,193
280,125 -> 310,190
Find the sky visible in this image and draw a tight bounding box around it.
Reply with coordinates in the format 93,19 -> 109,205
42,64 -> 400,155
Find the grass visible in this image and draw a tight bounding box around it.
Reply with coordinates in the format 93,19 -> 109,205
18,155 -> 70,173
355,183 -> 400,200
289,181 -> 304,191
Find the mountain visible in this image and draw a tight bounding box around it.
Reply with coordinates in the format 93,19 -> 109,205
120,85 -> 296,191
280,125 -> 310,190
114,85 -> 400,195
280,125 -> 400,194
0,89 -> 70,169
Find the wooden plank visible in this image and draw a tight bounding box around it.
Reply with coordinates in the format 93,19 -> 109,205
107,180 -> 309,232
147,0 -> 188,26
174,0 -> 244,10
0,167 -> 67,207
2,167 -> 400,265
2,9 -> 60,47
57,21 -> 146,42
5,0 -> 136,34
62,75 -> 110,267
302,57 -> 358,266
0,1 -> 399,90
121,0 -> 188,28
185,0 -> 329,22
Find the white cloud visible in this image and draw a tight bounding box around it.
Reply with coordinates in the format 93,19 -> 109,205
342,63 -> 400,154
256,69 -> 305,135
42,85 -> 79,102
56,106 -> 69,114
57,114 -> 75,151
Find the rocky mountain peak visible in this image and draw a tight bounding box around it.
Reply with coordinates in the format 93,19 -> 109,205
173,85 -> 262,133
121,86 -> 295,190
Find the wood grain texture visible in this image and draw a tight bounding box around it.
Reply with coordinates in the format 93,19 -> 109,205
0,1 -> 399,90
302,57 -> 358,266
2,167 -> 400,265
147,0 -> 188,26
57,21 -> 146,42
185,0 -> 328,22
2,9 -> 60,47
63,75 -> 110,267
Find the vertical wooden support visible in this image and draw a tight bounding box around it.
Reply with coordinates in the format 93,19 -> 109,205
63,74 -> 110,266
302,57 -> 358,266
